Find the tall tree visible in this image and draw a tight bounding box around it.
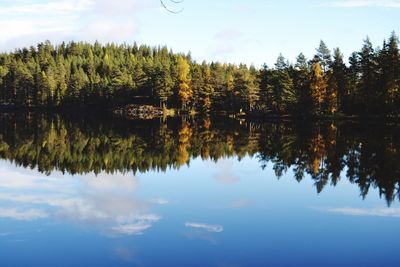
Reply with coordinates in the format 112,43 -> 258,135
310,62 -> 327,114
330,48 -> 347,112
381,32 -> 400,113
359,37 -> 379,112
316,40 -> 332,73
176,56 -> 192,110
293,53 -> 312,113
271,55 -> 297,113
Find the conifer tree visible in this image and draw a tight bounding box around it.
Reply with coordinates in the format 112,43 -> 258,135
330,48 -> 347,112
310,62 -> 327,114
176,56 -> 192,110
316,40 -> 332,73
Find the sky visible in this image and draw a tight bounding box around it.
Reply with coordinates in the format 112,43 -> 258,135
0,0 -> 399,66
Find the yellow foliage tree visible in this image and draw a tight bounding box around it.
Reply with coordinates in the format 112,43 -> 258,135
310,62 -> 328,114
176,122 -> 192,165
176,56 -> 192,110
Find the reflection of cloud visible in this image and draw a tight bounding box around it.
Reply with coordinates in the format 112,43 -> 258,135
183,231 -> 218,245
113,246 -> 136,263
148,198 -> 169,205
231,199 -> 251,209
0,232 -> 12,237
185,222 -> 224,233
111,214 -> 161,236
319,207 -> 400,217
112,224 -> 150,235
215,173 -> 240,184
324,0 -> 400,8
0,165 -> 161,236
214,159 -> 240,185
0,208 -> 48,221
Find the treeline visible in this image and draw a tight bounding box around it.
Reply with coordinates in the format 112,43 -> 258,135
0,32 -> 399,115
1,114 -> 400,204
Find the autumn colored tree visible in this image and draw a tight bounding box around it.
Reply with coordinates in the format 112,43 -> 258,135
176,56 -> 192,110
310,62 -> 327,114
0,33 -> 399,116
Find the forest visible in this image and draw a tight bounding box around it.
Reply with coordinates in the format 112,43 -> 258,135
0,32 -> 399,116
1,114 -> 399,205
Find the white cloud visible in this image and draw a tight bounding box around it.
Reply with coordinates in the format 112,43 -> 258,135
325,0 -> 400,8
214,29 -> 243,41
185,222 -> 224,233
0,0 -> 93,16
208,29 -> 244,63
0,208 -> 48,221
0,0 -> 155,51
320,207 -> 400,217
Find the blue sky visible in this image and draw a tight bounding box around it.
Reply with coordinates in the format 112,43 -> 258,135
0,0 -> 399,66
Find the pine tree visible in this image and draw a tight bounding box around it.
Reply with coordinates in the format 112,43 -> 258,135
272,56 -> 297,113
316,40 -> 332,73
154,61 -> 174,108
190,64 -> 204,110
347,51 -> 361,113
359,37 -> 379,112
331,48 -> 347,112
0,66 -> 9,105
233,65 -> 259,112
294,53 -> 311,113
326,70 -> 338,114
381,32 -> 400,113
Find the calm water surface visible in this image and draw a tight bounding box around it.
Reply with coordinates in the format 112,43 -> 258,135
0,114 -> 399,267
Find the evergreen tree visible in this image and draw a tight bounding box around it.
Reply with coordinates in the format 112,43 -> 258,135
359,37 -> 379,112
316,40 -> 332,73
0,34 -> 398,116
330,48 -> 347,112
381,32 -> 400,113
272,56 -> 297,113
294,53 -> 312,113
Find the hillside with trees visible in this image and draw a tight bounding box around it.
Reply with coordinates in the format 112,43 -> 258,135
0,32 -> 399,116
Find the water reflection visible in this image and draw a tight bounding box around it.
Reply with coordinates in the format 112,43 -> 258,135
0,113 -> 400,204
0,164 -> 162,236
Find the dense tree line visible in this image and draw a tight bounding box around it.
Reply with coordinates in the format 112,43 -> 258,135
0,32 -> 399,115
1,114 -> 400,204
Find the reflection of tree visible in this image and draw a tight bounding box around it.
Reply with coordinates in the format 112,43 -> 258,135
1,114 -> 400,204
176,122 -> 192,166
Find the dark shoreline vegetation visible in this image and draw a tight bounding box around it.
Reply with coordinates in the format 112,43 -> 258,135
1,113 -> 400,205
0,32 -> 399,117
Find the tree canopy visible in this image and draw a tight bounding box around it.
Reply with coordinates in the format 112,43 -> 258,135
0,32 -> 399,116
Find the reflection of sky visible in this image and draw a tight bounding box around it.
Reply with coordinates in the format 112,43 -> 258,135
0,162 -> 161,237
0,157 -> 400,267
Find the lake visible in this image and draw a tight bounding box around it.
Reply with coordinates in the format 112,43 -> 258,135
0,114 -> 399,267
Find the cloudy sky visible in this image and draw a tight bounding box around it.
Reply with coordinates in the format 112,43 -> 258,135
0,0 -> 399,66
